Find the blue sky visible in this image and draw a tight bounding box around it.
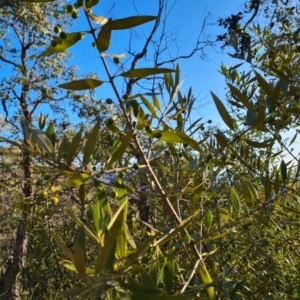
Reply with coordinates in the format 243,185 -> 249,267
65,0 -> 246,127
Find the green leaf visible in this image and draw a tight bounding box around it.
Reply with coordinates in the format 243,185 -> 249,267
83,120 -> 101,165
96,19 -> 112,52
120,68 -> 176,78
162,255 -> 174,295
254,71 -> 272,95
253,213 -> 269,227
214,131 -> 228,148
198,264 -> 216,300
93,183 -> 111,235
126,99 -> 140,117
53,236 -> 74,261
120,278 -> 161,294
66,128 -> 83,165
65,173 -> 91,187
281,159 -> 287,184
139,95 -> 157,117
152,94 -> 161,111
45,122 -> 55,147
204,210 -> 213,230
252,108 -> 265,128
59,79 -> 104,90
227,84 -> 255,112
87,12 -> 108,25
21,116 -> 54,154
111,16 -> 157,30
85,0 -> 99,9
211,92 -> 235,130
264,176 -> 272,201
73,242 -> 87,281
42,32 -> 84,57
230,187 -> 240,213
95,235 -> 116,274
106,130 -> 134,168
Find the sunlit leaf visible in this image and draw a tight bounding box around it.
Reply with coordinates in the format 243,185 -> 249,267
120,68 -> 176,78
42,32 -> 84,57
204,210 -> 213,230
65,173 -> 91,187
59,79 -> 104,90
96,19 -> 112,52
85,0 -> 99,8
87,12 -> 107,24
211,92 -> 235,130
111,16 -> 157,30
198,264 -> 216,300
230,187 -> 240,213
139,95 -> 157,117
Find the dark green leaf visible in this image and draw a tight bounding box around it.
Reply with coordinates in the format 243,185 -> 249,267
106,130 -> 134,168
120,68 -> 176,78
211,92 -> 235,130
111,16 -> 157,30
83,120 -> 101,165
59,79 -> 104,90
281,159 -> 287,184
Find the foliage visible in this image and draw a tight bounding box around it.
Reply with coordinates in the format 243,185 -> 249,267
1,0 -> 300,300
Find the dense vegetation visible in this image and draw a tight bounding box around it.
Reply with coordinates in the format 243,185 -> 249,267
0,0 -> 300,299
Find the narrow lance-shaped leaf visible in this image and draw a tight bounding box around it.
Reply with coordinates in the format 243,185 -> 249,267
204,210 -> 213,230
42,32 -> 84,57
162,254 -> 175,295
281,159 -> 287,185
73,242 -> 87,281
120,68 -> 176,78
87,12 -> 108,25
254,71 -> 273,95
211,92 -> 235,130
59,79 -> 104,90
66,128 -> 83,165
96,19 -> 112,52
230,187 -> 240,213
83,120 -> 101,165
111,16 -> 157,30
227,83 -> 255,112
45,122 -> 55,147
198,264 -> 216,300
106,130 -> 134,168
85,0 -> 99,9
139,95 -> 157,117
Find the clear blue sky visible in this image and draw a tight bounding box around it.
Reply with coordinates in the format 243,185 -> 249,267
65,0 -> 246,128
